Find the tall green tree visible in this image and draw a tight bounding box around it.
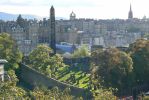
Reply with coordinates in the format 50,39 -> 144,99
0,33 -> 23,69
29,44 -> 52,71
29,44 -> 65,76
91,48 -> 133,91
128,39 -> 149,84
16,14 -> 26,28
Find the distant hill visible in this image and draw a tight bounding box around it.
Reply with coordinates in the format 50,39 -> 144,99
0,12 -> 41,21
0,12 -> 67,21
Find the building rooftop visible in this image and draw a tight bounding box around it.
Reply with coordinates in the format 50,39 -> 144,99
56,44 -> 75,53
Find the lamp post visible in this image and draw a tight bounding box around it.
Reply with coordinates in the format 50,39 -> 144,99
0,59 -> 8,81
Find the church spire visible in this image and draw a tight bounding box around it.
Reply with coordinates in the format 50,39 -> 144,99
128,4 -> 133,19
130,4 -> 132,11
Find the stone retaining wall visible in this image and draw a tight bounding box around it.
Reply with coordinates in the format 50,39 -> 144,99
20,64 -> 92,99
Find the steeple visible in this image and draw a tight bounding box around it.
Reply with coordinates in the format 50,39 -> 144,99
128,4 -> 133,19
50,5 -> 56,54
130,4 -> 132,11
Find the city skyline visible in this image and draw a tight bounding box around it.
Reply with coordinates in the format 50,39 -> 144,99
0,0 -> 149,19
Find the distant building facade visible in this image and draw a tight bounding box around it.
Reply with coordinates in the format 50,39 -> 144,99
0,4 -> 148,55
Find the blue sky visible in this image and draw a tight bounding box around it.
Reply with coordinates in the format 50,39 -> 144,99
0,0 -> 149,19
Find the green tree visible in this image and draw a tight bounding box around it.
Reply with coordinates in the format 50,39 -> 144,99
0,70 -> 27,99
72,45 -> 90,58
143,33 -> 149,40
93,88 -> 117,100
0,33 -> 23,69
16,14 -> 26,28
128,39 -> 149,84
29,44 -> 66,76
30,87 -> 77,100
127,26 -> 140,33
48,54 -> 66,76
29,44 -> 52,71
91,48 -> 133,91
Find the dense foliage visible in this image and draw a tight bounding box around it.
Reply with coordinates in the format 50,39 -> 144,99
91,48 -> 133,91
0,70 -> 27,99
30,87 -> 82,100
91,39 -> 149,97
0,70 -> 79,99
72,45 -> 90,58
0,33 -> 82,99
29,44 -> 66,77
93,88 -> 117,100
28,44 -> 117,99
0,33 -> 23,69
1,32 -> 149,99
129,39 -> 149,84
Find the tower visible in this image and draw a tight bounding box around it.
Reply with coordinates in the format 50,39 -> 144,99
50,6 -> 56,54
70,11 -> 76,20
128,4 -> 133,19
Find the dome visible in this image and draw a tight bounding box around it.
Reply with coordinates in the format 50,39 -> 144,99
70,11 -> 76,20
70,11 -> 76,17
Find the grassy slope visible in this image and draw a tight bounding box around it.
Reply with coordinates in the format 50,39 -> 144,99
55,66 -> 90,89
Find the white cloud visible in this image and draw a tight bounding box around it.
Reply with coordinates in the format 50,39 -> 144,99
0,0 -> 149,19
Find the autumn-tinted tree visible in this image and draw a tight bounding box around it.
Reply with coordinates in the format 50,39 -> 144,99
91,48 -> 133,91
128,39 -> 149,84
93,88 -> 117,100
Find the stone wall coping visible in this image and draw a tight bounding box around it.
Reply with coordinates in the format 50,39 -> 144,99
21,63 -> 87,90
0,59 -> 8,64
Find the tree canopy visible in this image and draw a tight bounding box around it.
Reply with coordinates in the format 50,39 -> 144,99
16,14 -> 26,28
0,70 -> 27,99
91,48 -> 133,90
29,44 -> 66,76
0,33 -> 23,69
128,39 -> 149,84
72,45 -> 90,58
30,86 -> 79,100
29,44 -> 52,70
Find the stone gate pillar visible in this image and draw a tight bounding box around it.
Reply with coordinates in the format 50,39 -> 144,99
0,59 -> 8,81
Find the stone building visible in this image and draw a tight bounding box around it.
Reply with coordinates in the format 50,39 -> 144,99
0,4 -> 148,54
38,19 -> 50,44
70,11 -> 76,20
